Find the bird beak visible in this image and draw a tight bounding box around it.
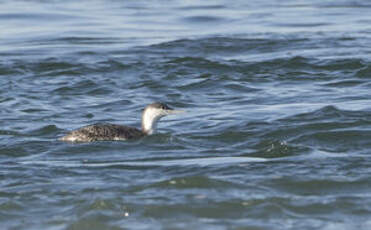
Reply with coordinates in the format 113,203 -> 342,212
164,109 -> 185,115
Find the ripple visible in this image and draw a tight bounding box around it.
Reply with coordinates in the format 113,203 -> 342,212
53,79 -> 101,95
269,106 -> 371,153
252,140 -> 307,158
65,216 -> 122,230
322,80 -> 365,87
27,125 -> 60,136
152,175 -> 239,189
0,200 -> 23,211
182,15 -> 226,23
355,63 -> 371,78
0,129 -> 20,136
177,5 -> 226,10
273,22 -> 331,28
0,12 -> 84,22
266,177 -> 371,196
0,146 -> 28,157
293,130 -> 371,153
17,157 -> 267,168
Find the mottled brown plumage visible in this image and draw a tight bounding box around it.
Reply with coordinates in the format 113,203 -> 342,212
59,123 -> 145,142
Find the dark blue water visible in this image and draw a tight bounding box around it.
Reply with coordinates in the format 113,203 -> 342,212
1,0 -> 371,229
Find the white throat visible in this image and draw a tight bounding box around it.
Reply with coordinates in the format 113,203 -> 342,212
141,108 -> 164,135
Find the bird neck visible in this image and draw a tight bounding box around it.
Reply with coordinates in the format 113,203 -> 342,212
141,110 -> 161,135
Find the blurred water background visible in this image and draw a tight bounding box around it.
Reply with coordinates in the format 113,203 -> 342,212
1,0 -> 371,229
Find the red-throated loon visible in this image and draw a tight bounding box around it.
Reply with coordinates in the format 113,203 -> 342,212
59,102 -> 183,142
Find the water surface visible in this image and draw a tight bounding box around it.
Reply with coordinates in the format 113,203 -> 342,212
1,0 -> 371,229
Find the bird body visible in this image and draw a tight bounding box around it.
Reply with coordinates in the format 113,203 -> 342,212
59,102 -> 182,142
59,123 -> 144,142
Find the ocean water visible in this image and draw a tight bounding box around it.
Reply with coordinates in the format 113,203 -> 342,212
1,0 -> 371,229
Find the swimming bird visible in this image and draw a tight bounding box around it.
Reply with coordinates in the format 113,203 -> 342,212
59,102 -> 183,142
